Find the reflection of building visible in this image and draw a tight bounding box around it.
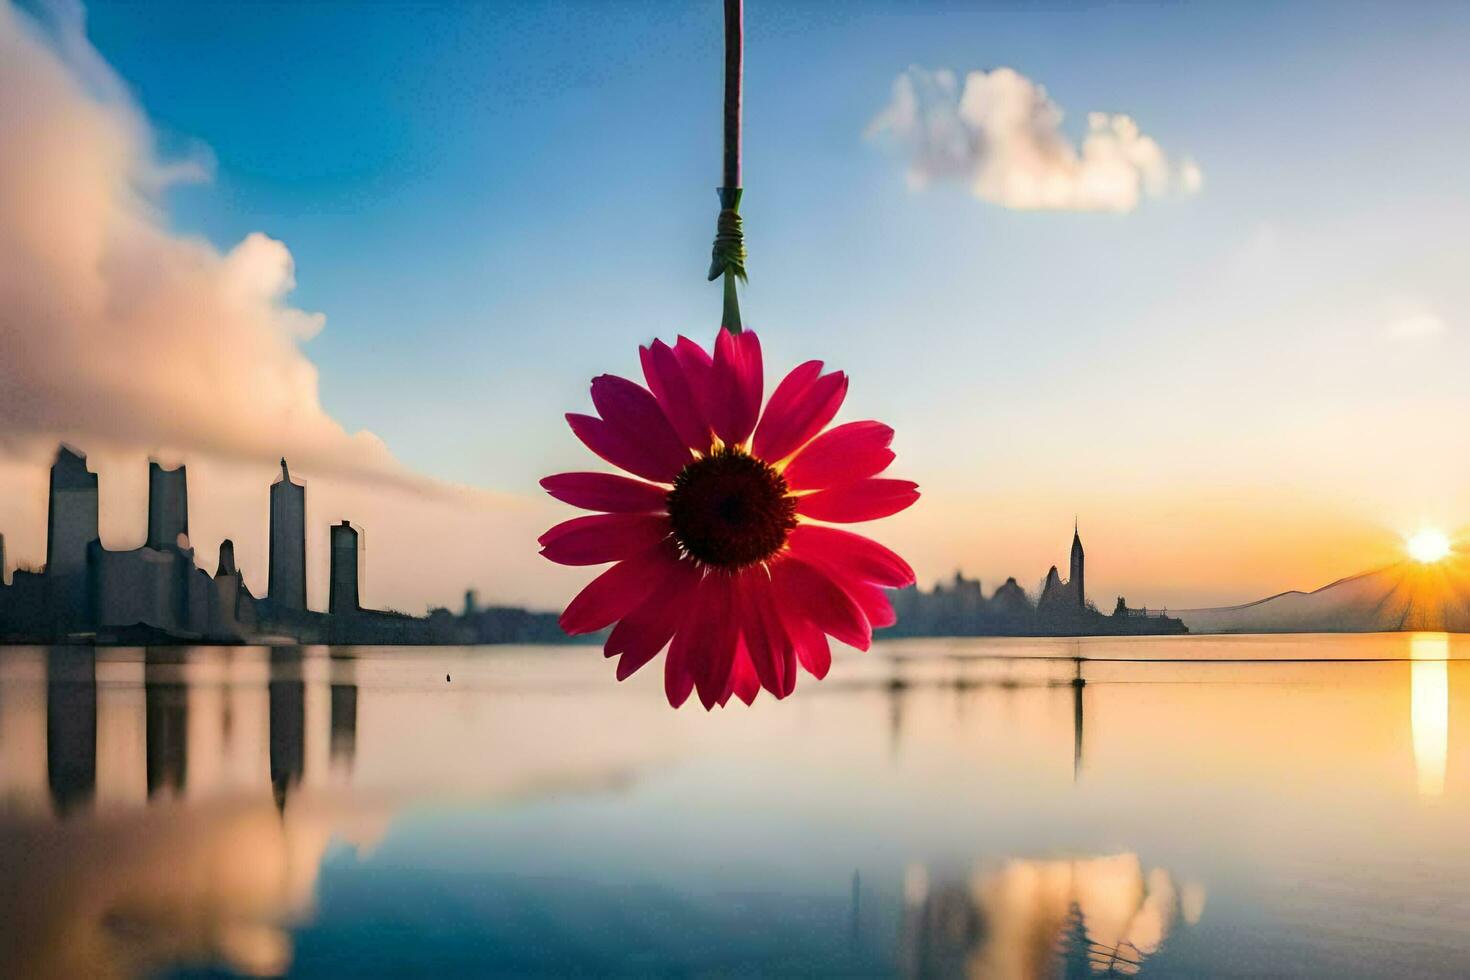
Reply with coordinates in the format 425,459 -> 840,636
145,651 -> 189,800
269,654 -> 306,812
46,649 -> 96,817
0,646 -> 655,979
0,758 -> 384,979
890,525 -> 1187,637
330,666 -> 358,776
900,854 -> 1206,978
19,647 -> 361,819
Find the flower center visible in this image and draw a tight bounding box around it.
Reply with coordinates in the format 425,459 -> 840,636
667,446 -> 797,568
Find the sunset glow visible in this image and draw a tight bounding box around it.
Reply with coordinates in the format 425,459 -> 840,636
1407,529 -> 1452,564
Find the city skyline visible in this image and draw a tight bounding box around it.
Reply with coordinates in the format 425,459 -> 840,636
0,443 -> 376,641
0,442 -> 576,645
3,0 -> 1470,612
0,440 -> 1183,630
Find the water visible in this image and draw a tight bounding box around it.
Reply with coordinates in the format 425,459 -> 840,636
3,633 -> 1470,978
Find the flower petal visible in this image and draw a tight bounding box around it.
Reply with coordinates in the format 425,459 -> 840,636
559,545 -> 681,635
753,362 -> 848,464
665,572 -> 737,710
848,580 -> 897,629
673,335 -> 714,401
664,633 -> 695,708
590,375 -> 691,473
783,421 -> 897,491
771,557 -> 872,652
785,525 -> 916,588
641,341 -> 712,452
795,478 -> 919,523
709,329 -> 763,447
736,569 -> 794,698
756,361 -> 820,439
606,560 -> 700,680
539,513 -> 671,566
540,472 -> 670,513
774,588 -> 833,680
567,414 -> 684,484
695,574 -> 741,710
781,539 -> 898,632
726,642 -> 761,706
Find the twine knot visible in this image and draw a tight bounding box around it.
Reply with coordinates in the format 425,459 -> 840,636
708,207 -> 747,283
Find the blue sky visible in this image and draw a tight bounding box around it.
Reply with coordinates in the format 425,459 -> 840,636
9,0 -> 1470,607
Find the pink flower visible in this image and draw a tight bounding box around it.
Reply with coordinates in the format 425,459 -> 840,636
540,329 -> 918,709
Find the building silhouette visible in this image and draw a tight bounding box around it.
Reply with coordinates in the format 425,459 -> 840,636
1038,521 -> 1087,615
92,457 -> 216,639
1069,520 -> 1085,611
46,446 -> 99,632
329,521 -> 360,617
269,458 -> 307,611
213,539 -> 257,638
146,462 -> 189,551
889,523 -> 1186,637
0,443 -> 489,645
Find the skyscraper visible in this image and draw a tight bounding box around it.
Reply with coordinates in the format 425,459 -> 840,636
146,462 -> 189,551
268,458 -> 307,611
46,446 -> 99,630
329,520 -> 360,616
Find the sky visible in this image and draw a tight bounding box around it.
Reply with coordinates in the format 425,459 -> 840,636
3,0 -> 1470,612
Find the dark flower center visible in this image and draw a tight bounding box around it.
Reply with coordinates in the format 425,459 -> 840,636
667,446 -> 797,568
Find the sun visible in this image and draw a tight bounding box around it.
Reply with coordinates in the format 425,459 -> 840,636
1407,529 -> 1451,564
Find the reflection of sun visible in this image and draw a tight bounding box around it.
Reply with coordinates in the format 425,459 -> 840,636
1407,529 -> 1451,564
1410,634 -> 1449,798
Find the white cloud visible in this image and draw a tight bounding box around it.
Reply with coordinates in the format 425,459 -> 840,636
0,0 -> 408,481
0,1 -> 565,611
1386,312 -> 1448,341
866,66 -> 1201,212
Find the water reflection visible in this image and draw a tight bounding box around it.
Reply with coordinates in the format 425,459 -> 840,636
329,658 -> 357,776
46,648 -> 96,816
877,655 -> 1090,780
901,855 -> 1204,978
0,645 -> 667,978
1411,633 -> 1449,797
145,650 -> 188,800
269,650 -> 306,812
0,636 -> 1468,977
0,648 -> 377,978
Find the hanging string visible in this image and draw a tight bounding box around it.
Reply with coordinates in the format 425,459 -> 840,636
708,0 -> 745,334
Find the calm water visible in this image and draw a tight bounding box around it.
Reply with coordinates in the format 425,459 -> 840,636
3,634 -> 1470,978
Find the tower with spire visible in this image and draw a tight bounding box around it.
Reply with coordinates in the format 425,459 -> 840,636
269,458 -> 307,611
1069,518 -> 1085,610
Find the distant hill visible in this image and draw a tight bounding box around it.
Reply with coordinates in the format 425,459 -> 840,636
1177,558 -> 1470,633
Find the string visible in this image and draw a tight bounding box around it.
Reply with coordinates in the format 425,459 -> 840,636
708,0 -> 744,333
